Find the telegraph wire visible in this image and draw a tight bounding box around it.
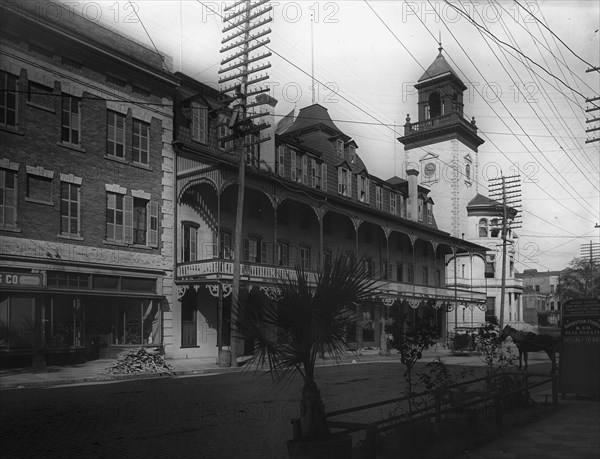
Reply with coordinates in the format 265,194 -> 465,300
468,0 -> 600,196
412,0 -> 599,222
514,0 -> 598,71
443,0 -> 599,105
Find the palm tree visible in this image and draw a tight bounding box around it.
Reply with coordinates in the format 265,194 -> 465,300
236,256 -> 378,440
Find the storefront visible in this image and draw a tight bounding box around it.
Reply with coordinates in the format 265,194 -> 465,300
0,268 -> 166,366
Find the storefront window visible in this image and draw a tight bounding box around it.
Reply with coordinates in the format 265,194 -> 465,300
0,295 -> 36,349
114,299 -> 159,345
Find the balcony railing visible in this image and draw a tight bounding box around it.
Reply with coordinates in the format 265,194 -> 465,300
177,259 -> 486,303
404,112 -> 477,135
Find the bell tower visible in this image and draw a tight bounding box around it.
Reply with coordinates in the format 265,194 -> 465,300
398,44 -> 484,238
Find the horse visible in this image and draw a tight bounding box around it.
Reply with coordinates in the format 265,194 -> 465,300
498,325 -> 560,373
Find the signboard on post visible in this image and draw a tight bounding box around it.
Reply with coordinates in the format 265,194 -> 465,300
559,298 -> 600,396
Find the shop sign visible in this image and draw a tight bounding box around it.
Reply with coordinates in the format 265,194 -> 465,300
559,298 -> 600,396
0,272 -> 43,288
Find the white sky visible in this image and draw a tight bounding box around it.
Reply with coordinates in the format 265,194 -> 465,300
59,0 -> 600,272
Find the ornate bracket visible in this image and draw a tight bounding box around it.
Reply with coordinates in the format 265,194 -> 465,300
259,286 -> 280,300
177,285 -> 189,300
206,283 -> 233,298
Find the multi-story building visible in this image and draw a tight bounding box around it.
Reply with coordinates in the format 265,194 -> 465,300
516,269 -> 561,326
398,45 -> 523,329
0,1 -> 178,365
172,70 -> 487,361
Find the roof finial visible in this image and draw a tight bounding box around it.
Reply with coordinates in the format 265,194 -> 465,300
438,31 -> 443,55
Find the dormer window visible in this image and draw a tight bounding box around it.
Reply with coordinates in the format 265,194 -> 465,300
348,144 -> 356,163
336,139 -> 344,156
417,197 -> 424,221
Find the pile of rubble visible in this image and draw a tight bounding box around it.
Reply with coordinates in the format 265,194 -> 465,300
102,347 -> 174,376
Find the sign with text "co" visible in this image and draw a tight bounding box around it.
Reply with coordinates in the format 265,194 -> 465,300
0,272 -> 43,288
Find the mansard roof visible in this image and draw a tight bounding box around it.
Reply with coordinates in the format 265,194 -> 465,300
276,104 -> 367,174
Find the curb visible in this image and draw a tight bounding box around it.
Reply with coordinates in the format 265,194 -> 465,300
0,351 -> 454,390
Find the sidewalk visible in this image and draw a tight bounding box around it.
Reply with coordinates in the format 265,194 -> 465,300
0,346 -> 460,390
0,344 -> 540,390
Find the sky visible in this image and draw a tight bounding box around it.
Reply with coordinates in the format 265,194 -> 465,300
57,0 -> 600,272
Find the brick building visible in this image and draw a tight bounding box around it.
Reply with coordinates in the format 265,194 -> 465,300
0,1 -> 177,364
172,71 -> 488,361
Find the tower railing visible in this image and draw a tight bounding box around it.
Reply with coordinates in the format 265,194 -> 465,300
404,112 -> 477,135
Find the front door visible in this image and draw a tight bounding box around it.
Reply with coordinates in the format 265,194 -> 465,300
181,292 -> 197,347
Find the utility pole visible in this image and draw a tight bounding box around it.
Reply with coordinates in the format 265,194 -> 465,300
219,0 -> 273,366
489,175 -> 522,328
584,67 -> 599,143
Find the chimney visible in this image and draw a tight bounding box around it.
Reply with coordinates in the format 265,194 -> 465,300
406,168 -> 419,222
255,93 -> 278,172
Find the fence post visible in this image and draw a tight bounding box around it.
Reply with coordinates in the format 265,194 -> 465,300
365,423 -> 377,459
552,375 -> 558,405
494,395 -> 503,435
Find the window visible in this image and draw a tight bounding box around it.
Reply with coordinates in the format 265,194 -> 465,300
218,114 -> 232,151
106,192 -> 124,242
423,267 -> 429,285
0,71 -> 18,127
294,153 -> 306,183
358,176 -> 369,203
60,182 -> 80,236
427,203 -> 433,224
418,197 -> 423,221
321,163 -> 327,191
290,151 -> 297,181
465,163 -> 471,180
191,103 -> 207,143
277,145 -> 285,176
220,231 -> 232,259
338,167 -> 351,197
27,175 -> 52,203
390,192 -> 397,215
428,91 -> 441,118
485,254 -> 495,279
479,219 -> 488,238
0,169 -> 17,228
311,159 -> 322,189
436,270 -> 441,287
182,223 -> 198,262
107,111 -> 125,158
323,249 -> 332,267
408,264 -> 414,283
490,219 -> 500,238
535,285 -> 540,292
401,196 -> 407,218
241,238 -> 265,264
550,285 -> 555,294
396,263 -> 403,282
300,247 -> 311,270
348,144 -> 356,163
381,259 -> 391,280
336,139 -> 344,156
61,94 -> 81,145
28,82 -> 53,110
133,198 -> 148,245
375,186 -> 383,210
132,119 -> 150,165
244,237 -> 261,263
277,242 -> 289,266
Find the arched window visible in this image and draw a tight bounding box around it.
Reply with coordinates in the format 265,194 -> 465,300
478,218 -> 488,238
465,163 -> 471,180
428,92 -> 442,119
490,218 -> 500,237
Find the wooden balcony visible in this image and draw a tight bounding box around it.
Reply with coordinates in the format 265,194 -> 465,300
176,259 -> 485,304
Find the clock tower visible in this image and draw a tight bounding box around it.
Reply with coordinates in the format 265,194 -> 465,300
398,44 -> 484,238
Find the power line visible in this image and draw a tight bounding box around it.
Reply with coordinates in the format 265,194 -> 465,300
414,0 -> 599,223
514,0 -> 598,71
